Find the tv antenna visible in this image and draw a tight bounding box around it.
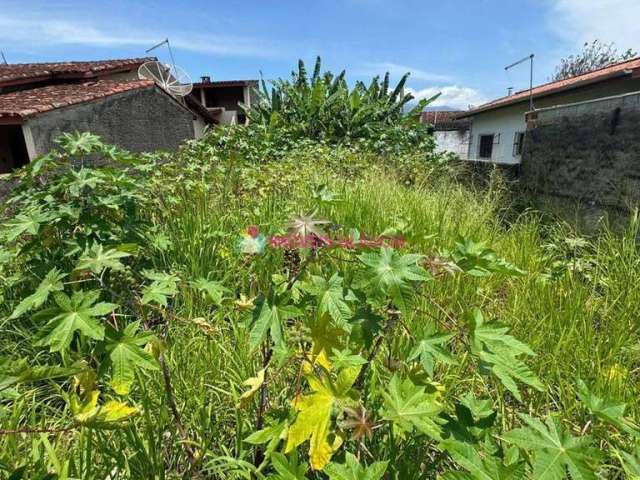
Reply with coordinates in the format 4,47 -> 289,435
1,51 -> 7,65
139,38 -> 193,98
505,54 -> 535,111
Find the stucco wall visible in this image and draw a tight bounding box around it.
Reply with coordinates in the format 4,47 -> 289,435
467,105 -> 525,164
25,86 -> 197,157
434,129 -> 469,159
467,75 -> 640,165
520,91 -> 640,209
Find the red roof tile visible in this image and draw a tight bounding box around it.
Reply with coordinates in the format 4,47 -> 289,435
419,110 -> 470,130
461,57 -> 640,117
0,80 -> 155,121
0,58 -> 154,88
194,79 -> 258,88
420,110 -> 461,124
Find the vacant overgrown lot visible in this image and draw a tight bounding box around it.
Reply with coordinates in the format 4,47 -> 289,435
1,60 -> 640,479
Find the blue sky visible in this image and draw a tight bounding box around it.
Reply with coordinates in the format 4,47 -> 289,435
1,0 -> 638,109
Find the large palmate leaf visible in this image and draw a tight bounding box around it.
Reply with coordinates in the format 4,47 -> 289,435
1,207 -> 52,242
33,290 -> 117,352
302,273 -> 352,327
380,375 -> 443,439
408,331 -> 458,377
450,237 -> 525,277
576,379 -> 640,436
324,452 -> 388,480
467,309 -> 543,401
141,270 -> 179,307
441,439 -> 527,480
357,248 -> 429,311
503,414 -> 601,480
102,321 -> 158,395
248,295 -> 301,350
191,278 -> 230,306
10,268 -> 66,319
285,366 -> 360,470
75,243 -> 131,274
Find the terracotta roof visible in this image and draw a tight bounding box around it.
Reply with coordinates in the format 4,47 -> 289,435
419,110 -> 470,130
0,58 -> 154,88
460,56 -> 640,117
194,79 -> 258,88
0,80 -> 155,122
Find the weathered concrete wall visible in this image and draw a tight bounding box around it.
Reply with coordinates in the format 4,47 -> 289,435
434,129 -> 470,159
521,91 -> 640,209
25,86 -> 196,157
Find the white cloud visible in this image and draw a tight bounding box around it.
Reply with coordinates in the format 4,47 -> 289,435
0,14 -> 280,58
549,0 -> 640,50
357,62 -> 453,82
406,85 -> 487,110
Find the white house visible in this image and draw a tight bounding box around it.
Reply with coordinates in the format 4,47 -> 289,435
459,57 -> 640,164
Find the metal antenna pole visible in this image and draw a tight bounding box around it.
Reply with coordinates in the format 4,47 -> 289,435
145,38 -> 168,54
145,38 -> 177,77
529,54 -> 534,111
0,51 -> 7,65
505,54 -> 535,111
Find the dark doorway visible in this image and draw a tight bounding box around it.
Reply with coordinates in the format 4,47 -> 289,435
0,126 -> 29,173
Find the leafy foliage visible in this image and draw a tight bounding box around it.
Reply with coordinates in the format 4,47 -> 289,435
33,290 -> 117,352
467,309 -> 543,401
552,40 -> 636,81
0,58 -> 638,479
503,414 -> 601,479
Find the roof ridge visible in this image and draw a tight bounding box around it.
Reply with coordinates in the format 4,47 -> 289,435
0,57 -> 155,68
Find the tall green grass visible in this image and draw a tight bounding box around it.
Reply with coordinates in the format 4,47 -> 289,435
2,144 -> 639,477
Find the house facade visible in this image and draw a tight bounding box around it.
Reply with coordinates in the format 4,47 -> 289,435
192,78 -> 258,125
459,57 -> 640,164
0,58 -> 213,173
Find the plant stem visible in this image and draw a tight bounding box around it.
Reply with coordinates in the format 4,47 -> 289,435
159,353 -> 197,468
355,307 -> 400,389
0,426 -> 76,435
253,343 -> 273,466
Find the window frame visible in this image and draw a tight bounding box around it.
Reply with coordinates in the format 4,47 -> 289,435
478,134 -> 495,159
513,131 -> 525,157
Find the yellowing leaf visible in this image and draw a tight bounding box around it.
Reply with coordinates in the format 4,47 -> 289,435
70,389 -> 100,423
235,294 -> 255,310
285,389 -> 337,470
99,401 -> 139,424
238,368 -> 266,408
285,366 -> 360,470
70,390 -> 139,429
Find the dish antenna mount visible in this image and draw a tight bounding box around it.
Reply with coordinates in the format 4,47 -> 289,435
139,38 -> 193,98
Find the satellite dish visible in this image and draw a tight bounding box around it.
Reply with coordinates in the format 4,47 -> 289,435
138,60 -> 193,98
